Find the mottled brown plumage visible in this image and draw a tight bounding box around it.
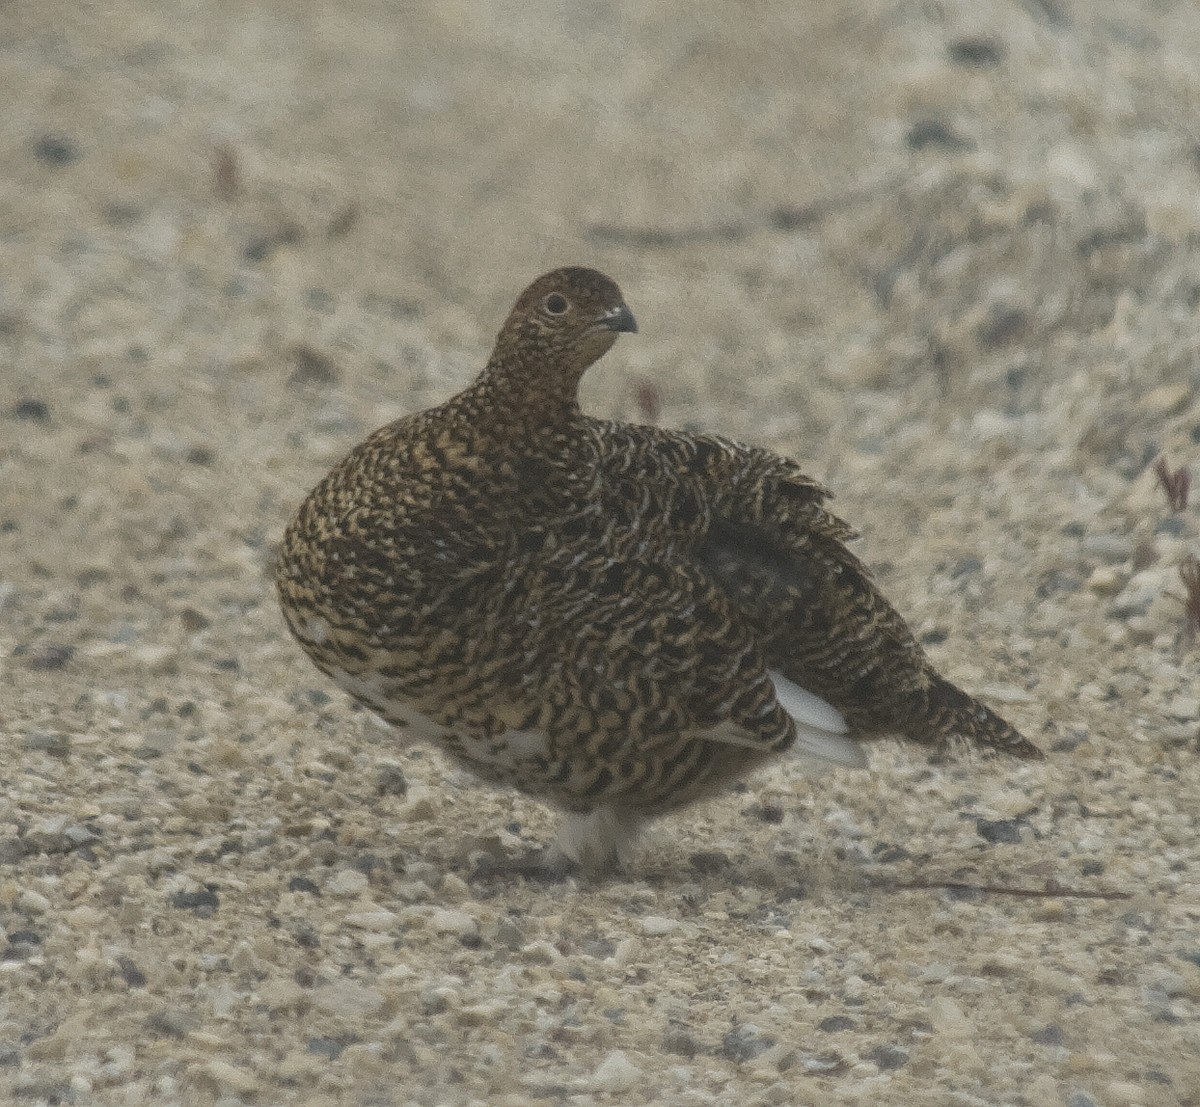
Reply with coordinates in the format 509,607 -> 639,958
276,266 -> 1041,871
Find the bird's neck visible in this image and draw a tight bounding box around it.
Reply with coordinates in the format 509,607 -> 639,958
470,354 -> 585,428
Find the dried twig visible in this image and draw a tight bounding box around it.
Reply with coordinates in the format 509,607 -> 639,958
213,143 -> 240,201
1152,456 -> 1190,512
1179,554 -> 1200,638
885,877 -> 1131,901
635,380 -> 662,424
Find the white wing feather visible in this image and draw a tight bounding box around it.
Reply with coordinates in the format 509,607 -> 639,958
769,670 -> 868,770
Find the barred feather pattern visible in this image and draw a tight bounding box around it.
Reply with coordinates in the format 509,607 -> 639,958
276,267 -> 1040,859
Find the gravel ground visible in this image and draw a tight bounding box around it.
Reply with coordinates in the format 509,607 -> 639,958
3,2 -> 1199,1104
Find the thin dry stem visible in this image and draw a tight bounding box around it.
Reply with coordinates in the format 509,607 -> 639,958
1152,456 -> 1190,512
1179,554 -> 1200,638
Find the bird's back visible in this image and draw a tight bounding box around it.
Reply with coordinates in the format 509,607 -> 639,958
589,417 -> 1041,759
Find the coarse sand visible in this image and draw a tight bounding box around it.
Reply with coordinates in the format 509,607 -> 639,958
2,2 -> 1199,1104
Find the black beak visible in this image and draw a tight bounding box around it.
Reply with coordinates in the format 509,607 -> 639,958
598,303 -> 638,334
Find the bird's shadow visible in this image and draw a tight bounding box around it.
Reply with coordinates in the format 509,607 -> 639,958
459,839 -> 888,901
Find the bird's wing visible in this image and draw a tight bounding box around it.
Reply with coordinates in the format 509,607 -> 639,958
697,446 -> 935,726
572,421 -> 1038,759
588,422 -> 930,732
474,546 -> 864,776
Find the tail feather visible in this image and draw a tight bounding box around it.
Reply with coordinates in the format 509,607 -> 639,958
925,677 -> 1043,759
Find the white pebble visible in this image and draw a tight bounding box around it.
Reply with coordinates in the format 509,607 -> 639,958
611,936 -> 643,967
929,996 -> 971,1037
1166,695 -> 1198,721
1083,533 -> 1133,563
1086,567 -> 1123,595
200,1059 -> 258,1096
31,814 -> 71,838
429,908 -> 478,936
345,909 -> 401,932
312,979 -> 386,1017
18,889 -> 51,913
229,940 -> 262,976
440,873 -> 470,901
1142,382 -> 1191,416
1143,968 -> 1189,998
519,939 -> 563,965
1103,1079 -> 1146,1105
591,1049 -> 642,1093
641,915 -> 679,936
325,868 -> 369,896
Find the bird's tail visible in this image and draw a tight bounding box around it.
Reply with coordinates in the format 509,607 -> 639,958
921,676 -> 1043,759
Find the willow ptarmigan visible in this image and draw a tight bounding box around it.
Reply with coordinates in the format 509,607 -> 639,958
276,267 -> 1041,872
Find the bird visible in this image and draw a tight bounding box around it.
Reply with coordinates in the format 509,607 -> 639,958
276,266 -> 1042,874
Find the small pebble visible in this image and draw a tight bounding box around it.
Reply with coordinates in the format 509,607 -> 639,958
146,1010 -> 191,1038
326,868 -> 369,896
311,980 -> 385,1017
9,398 -> 49,421
865,1044 -> 909,1070
928,997 -> 971,1037
917,963 -> 953,984
116,956 -> 147,988
1083,534 -> 1133,563
1086,566 -> 1123,595
199,1060 -> 258,1096
662,1028 -> 700,1057
906,119 -> 971,152
24,815 -> 72,852
1031,1024 -> 1066,1045
1102,1081 -> 1146,1106
18,889 -> 51,913
1165,695 -> 1198,721
276,1048 -> 322,1080
591,1049 -> 642,1093
1110,572 -> 1164,618
818,1015 -> 856,1033
641,915 -> 679,936
0,836 -> 23,863
304,1035 -> 342,1061
493,918 -> 525,950
439,873 -> 470,901
520,939 -> 563,965
1142,383 -> 1191,416
375,763 -> 408,796
719,1024 -> 775,1062
429,907 -> 478,936
169,888 -> 219,913
947,37 -> 1004,67
288,343 -> 340,385
611,936 -> 642,967
1143,968 -> 1189,998
976,817 -> 1025,844
28,644 -> 74,671
344,909 -> 400,932
33,134 -> 80,167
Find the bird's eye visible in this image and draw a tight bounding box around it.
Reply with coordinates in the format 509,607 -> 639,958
542,293 -> 570,316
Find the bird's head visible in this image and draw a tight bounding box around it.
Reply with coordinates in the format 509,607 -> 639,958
484,267 -> 637,403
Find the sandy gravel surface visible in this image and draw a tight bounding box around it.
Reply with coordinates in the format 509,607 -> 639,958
3,1 -> 1199,1104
